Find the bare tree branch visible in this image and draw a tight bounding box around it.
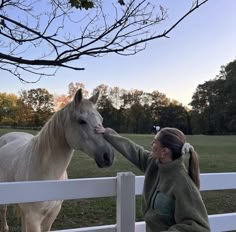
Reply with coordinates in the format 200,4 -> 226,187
0,0 -> 209,82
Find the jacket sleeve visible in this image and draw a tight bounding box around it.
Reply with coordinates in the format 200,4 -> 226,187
168,178 -> 210,232
103,128 -> 152,172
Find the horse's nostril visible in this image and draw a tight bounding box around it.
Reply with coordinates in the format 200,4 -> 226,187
103,152 -> 110,165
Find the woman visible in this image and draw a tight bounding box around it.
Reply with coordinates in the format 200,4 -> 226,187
95,125 -> 210,232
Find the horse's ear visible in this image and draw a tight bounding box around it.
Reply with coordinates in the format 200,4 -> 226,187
74,89 -> 83,105
89,91 -> 99,104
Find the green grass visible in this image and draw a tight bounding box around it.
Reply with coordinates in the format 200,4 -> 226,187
1,129 -> 236,230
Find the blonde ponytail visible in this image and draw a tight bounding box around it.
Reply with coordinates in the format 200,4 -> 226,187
188,150 -> 200,189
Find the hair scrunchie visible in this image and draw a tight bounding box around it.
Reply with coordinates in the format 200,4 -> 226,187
181,143 -> 194,155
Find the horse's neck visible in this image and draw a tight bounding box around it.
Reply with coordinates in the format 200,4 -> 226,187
30,110 -> 73,180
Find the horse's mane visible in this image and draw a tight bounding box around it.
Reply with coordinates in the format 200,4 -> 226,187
32,103 -> 71,153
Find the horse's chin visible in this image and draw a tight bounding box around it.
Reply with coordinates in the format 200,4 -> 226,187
95,159 -> 112,168
95,160 -> 103,168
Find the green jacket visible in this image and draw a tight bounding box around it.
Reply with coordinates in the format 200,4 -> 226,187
104,128 -> 210,232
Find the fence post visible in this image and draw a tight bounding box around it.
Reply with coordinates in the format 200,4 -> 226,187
116,172 -> 135,232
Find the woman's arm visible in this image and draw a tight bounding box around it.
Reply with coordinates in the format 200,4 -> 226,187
95,125 -> 152,172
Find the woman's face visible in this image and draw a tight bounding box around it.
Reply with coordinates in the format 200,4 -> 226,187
151,133 -> 164,160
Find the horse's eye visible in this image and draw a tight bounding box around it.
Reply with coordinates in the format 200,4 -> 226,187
78,119 -> 87,125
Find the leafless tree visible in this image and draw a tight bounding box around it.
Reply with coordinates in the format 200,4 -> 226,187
0,0 -> 208,82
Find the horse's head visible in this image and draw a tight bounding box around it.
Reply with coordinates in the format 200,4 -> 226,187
64,89 -> 114,168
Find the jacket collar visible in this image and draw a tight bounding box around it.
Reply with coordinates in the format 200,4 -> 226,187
157,155 -> 189,174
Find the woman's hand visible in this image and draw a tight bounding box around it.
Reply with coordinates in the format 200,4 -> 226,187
95,124 -> 106,134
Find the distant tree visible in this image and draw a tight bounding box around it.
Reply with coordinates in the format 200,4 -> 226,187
129,103 -> 153,133
190,59 -> 236,134
0,0 -> 208,82
220,61 -> 236,131
157,103 -> 189,133
0,92 -> 18,125
121,89 -> 143,108
190,80 -> 226,134
54,82 -> 88,110
67,82 -> 89,100
110,86 -> 127,109
54,94 -> 69,111
19,88 -> 54,126
97,96 -> 117,126
15,99 -> 34,127
93,84 -> 109,98
119,89 -> 154,133
150,90 -> 170,123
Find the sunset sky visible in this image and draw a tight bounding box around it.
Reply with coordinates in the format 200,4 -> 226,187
1,0 -> 236,106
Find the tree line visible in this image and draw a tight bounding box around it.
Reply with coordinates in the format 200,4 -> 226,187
0,83 -> 190,133
1,59 -> 236,135
190,59 -> 236,134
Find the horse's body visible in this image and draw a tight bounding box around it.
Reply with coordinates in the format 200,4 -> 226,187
0,89 -> 114,232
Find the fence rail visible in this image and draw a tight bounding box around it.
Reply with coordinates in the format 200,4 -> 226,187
1,172 -> 236,232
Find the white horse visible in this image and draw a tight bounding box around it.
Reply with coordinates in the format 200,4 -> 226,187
0,89 -> 114,232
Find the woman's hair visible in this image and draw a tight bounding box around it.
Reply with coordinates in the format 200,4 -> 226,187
158,127 -> 200,189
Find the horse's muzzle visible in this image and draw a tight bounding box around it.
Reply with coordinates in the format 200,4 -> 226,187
95,151 -> 114,168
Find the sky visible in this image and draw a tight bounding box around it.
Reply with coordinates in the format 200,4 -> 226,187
1,0 -> 236,106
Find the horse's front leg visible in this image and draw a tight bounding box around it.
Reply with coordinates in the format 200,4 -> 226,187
41,202 -> 62,232
0,205 -> 9,232
23,214 -> 41,232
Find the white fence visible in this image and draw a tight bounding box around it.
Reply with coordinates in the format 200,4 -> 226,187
1,172 -> 236,232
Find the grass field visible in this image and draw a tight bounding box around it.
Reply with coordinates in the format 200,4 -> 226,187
0,128 -> 236,231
